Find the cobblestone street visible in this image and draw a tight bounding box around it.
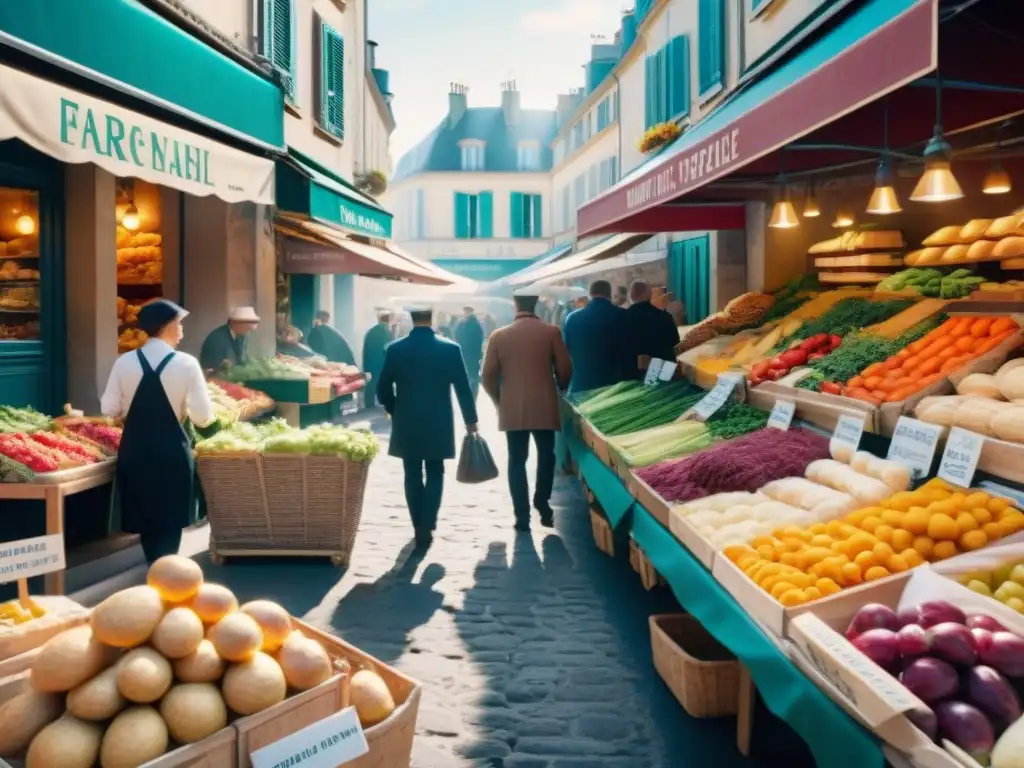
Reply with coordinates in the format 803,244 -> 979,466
188,399 -> 805,768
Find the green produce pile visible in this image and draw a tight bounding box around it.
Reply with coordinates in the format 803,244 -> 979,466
738,274 -> 820,330
580,381 -> 704,436
877,268 -> 985,299
706,401 -> 770,440
0,406 -> 53,433
224,357 -> 310,382
773,297 -> 914,353
565,382 -> 628,407
196,419 -> 379,461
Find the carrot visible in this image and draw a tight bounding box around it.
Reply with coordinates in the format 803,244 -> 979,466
887,387 -> 916,403
938,346 -> 960,360
884,356 -> 904,372
901,355 -> 921,371
919,337 -> 953,360
934,317 -> 960,335
975,329 -> 1018,355
950,317 -> 974,337
916,358 -> 942,377
970,318 -> 995,338
940,355 -> 970,373
898,348 -> 912,359
846,389 -> 882,407
861,362 -> 887,379
847,375 -> 865,389
875,378 -> 902,393
863,376 -> 885,390
906,338 -> 931,354
991,317 -> 1018,335
919,373 -> 943,388
954,336 -> 975,352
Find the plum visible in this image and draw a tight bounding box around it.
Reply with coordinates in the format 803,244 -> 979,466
979,632 -> 1024,678
972,628 -> 995,657
907,706 -> 938,742
898,605 -> 922,628
900,657 -> 960,703
918,601 -> 967,628
897,624 -> 930,659
852,629 -> 900,668
966,615 -> 1009,634
966,665 -> 1022,726
935,701 -> 995,765
926,622 -> 979,666
847,603 -> 901,640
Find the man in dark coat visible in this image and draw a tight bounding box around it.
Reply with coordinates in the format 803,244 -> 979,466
199,306 -> 259,374
562,280 -> 628,393
362,312 -> 392,408
454,306 -> 485,399
376,306 -> 479,548
623,280 -> 680,379
307,310 -> 356,365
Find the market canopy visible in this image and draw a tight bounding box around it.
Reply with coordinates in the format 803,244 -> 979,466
530,248 -> 666,287
0,0 -> 284,149
521,233 -> 653,285
489,242 -> 575,289
276,150 -> 394,240
576,0 -> 937,236
0,62 -> 275,205
275,215 -> 454,286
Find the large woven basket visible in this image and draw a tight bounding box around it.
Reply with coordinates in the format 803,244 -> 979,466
198,454 -> 370,563
650,614 -> 739,718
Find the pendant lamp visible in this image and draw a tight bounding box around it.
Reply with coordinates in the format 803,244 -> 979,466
121,204 -> 141,232
832,206 -> 855,229
867,102 -> 901,214
910,73 -> 963,202
803,183 -> 821,217
769,198 -> 800,228
983,163 -> 1011,195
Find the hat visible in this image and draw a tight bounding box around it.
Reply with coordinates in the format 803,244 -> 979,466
137,299 -> 188,336
229,306 -> 260,323
404,303 -> 434,314
512,287 -> 540,298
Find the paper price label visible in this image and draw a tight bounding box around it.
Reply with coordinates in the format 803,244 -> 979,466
658,360 -> 677,382
0,534 -> 65,584
887,416 -> 943,480
831,413 -> 866,455
767,400 -> 795,430
643,359 -> 664,386
690,376 -> 740,421
251,707 -> 368,768
938,427 -> 984,488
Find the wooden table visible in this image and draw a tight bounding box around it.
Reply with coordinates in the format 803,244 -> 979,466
0,463 -> 116,595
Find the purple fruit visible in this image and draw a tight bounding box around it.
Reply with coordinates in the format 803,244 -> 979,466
897,624 -> 930,659
966,665 -> 1023,726
898,605 -> 922,628
935,701 -> 995,765
852,629 -> 900,668
967,614 -> 1008,633
972,628 -> 994,657
907,706 -> 937,742
926,622 -> 979,666
847,604 -> 902,640
979,632 -> 1024,678
918,601 -> 967,628
900,657 -> 960,703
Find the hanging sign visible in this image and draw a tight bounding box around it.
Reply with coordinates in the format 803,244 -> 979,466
767,400 -> 795,431
831,413 -> 867,456
887,417 -> 943,480
250,707 -> 368,768
938,427 -> 985,488
643,359 -> 665,386
0,534 -> 65,584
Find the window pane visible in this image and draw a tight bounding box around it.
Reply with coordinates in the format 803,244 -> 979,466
115,179 -> 163,353
0,187 -> 41,340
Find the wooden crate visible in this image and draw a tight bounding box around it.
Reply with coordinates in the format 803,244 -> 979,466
0,596 -> 90,662
590,510 -> 614,557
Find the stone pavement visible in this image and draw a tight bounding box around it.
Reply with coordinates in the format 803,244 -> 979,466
186,398 -> 812,768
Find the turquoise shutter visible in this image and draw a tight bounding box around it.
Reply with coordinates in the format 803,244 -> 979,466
643,57 -> 653,128
667,38 -> 690,119
699,0 -> 725,95
682,235 -> 711,324
319,21 -> 345,138
478,192 -> 493,238
264,0 -> 295,102
510,192 -> 524,238
655,48 -> 668,123
454,193 -> 469,238
531,194 -> 542,237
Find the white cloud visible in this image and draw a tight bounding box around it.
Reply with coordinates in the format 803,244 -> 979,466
520,0 -> 624,36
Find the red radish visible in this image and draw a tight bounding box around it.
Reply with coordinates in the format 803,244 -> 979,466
897,624 -> 929,659
828,335 -> 843,350
979,631 -> 1024,678
926,622 -> 979,666
900,658 -> 959,703
972,628 -> 995,656
847,604 -> 901,639
897,605 -> 922,628
966,615 -> 1008,633
918,601 -> 966,628
852,629 -> 900,668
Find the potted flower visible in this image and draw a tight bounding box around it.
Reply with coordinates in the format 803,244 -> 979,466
638,122 -> 682,154
356,170 -> 388,197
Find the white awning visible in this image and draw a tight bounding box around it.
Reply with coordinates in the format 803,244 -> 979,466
0,62 -> 275,205
533,249 -> 666,285
521,233 -> 652,284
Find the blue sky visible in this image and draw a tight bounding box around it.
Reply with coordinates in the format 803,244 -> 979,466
368,0 -> 626,163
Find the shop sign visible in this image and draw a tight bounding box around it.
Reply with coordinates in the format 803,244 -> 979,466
938,427 -> 984,488
0,534 -> 65,583
309,183 -> 393,239
831,413 -> 866,456
0,63 -> 275,205
767,399 -> 795,431
887,416 -> 942,480
625,129 -> 740,212
250,707 -> 368,768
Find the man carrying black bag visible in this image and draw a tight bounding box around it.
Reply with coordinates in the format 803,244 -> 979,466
376,304 -> 479,549
481,290 -> 572,531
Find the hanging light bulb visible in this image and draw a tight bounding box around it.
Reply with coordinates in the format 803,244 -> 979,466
121,203 -> 140,231
803,183 -> 821,218
769,199 -> 800,228
867,160 -> 902,215
832,206 -> 855,229
983,162 -> 1012,195
14,214 -> 36,236
910,75 -> 962,202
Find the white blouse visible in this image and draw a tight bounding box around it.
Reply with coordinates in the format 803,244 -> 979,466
101,340 -> 216,427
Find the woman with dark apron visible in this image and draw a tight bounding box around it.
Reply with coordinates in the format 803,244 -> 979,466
100,300 -> 215,564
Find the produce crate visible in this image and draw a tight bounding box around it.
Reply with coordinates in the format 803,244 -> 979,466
629,537 -> 665,590
590,509 -> 614,557
238,378 -> 312,404
650,614 -> 740,718
198,454 -> 371,566
0,595 -> 89,662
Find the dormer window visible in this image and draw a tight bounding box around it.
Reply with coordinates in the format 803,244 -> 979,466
517,141 -> 541,171
460,140 -> 485,171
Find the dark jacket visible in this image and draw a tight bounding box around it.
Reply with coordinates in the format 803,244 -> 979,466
307,324 -> 356,365
562,297 -> 628,393
454,314 -> 485,376
199,324 -> 248,373
376,327 -> 478,460
623,301 -> 680,379
362,323 -> 392,402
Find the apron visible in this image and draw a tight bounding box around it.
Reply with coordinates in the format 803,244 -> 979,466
115,350 -> 195,535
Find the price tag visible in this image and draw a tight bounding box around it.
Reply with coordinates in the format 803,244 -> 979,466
643,359 -> 665,386
0,534 -> 65,584
658,360 -> 677,382
250,707 -> 368,768
690,376 -> 740,421
887,416 -> 943,480
831,413 -> 866,456
938,427 -> 985,488
767,400 -> 795,430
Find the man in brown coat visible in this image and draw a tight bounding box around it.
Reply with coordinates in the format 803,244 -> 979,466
482,292 -> 572,531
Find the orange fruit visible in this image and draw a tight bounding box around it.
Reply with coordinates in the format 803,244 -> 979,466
881,509 -> 905,528
959,530 -> 988,551
912,536 -> 935,559
803,586 -> 823,602
891,529 -> 914,552
873,542 -> 896,563
810,534 -> 835,548
887,554 -> 910,573
901,549 -> 925,568
770,582 -> 798,599
956,513 -> 979,533
861,516 -> 886,533
971,507 -> 993,526
864,566 -> 891,582
931,541 -> 959,560
841,562 -> 863,585
983,522 -> 1003,540
779,589 -> 807,607
816,578 -> 842,596
875,525 -> 895,544
855,551 -> 880,570
989,497 -> 1011,515
902,508 -> 930,535
927,514 -> 960,541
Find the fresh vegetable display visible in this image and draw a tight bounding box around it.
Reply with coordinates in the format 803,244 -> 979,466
0,434 -> 59,473
196,420 -> 379,462
956,558 -> 1024,613
840,599 -> 1024,764
877,268 -> 986,299
754,274 -> 821,327
914,358 -> 1024,444
206,380 -> 275,424
844,316 -> 1020,406
64,422 -> 123,453
577,381 -> 703,436
223,357 -> 310,383
770,298 -> 914,354
0,556 -> 400,765
0,405 -> 52,433
748,332 -> 843,385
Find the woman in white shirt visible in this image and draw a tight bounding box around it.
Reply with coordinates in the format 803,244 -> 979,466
101,300 -> 215,564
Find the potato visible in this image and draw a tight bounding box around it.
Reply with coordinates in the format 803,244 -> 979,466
0,687 -> 63,755
67,666 -> 126,721
31,626 -> 120,692
116,647 -> 173,703
91,586 -> 165,648
100,706 -> 169,768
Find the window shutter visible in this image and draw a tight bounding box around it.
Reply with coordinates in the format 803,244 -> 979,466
415,189 -> 426,238
643,56 -> 653,129
265,0 -> 295,102
478,192 -> 494,238
454,193 -> 469,239
510,192 -> 524,238
319,21 -> 345,138
699,0 -> 725,96
531,194 -> 542,238
667,36 -> 691,118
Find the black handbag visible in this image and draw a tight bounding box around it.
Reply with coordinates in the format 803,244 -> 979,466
456,433 -> 499,484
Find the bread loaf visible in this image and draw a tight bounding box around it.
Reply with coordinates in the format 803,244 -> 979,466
922,225 -> 965,247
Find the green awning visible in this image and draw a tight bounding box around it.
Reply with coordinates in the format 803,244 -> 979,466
0,0 -> 284,149
276,150 -> 393,239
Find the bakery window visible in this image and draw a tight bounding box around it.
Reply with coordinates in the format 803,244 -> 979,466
115,179 -> 163,354
0,187 -> 41,341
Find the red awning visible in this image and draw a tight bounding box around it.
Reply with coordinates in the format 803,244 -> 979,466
577,0 -> 937,237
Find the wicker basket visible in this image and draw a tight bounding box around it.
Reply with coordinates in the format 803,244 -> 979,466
629,538 -> 665,591
590,509 -> 614,557
198,454 -> 370,564
650,614 -> 739,718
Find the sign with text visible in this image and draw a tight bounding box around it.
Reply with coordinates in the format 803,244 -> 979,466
767,400 -> 795,431
643,359 -> 665,386
690,375 -> 741,421
887,417 -> 943,480
0,534 -> 65,584
658,360 -> 677,382
938,427 -> 985,488
831,413 -> 866,456
250,707 -> 368,768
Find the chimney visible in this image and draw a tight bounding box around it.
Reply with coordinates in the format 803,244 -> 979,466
501,80 -> 521,126
366,39 -> 378,69
448,83 -> 468,128
556,92 -> 576,127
